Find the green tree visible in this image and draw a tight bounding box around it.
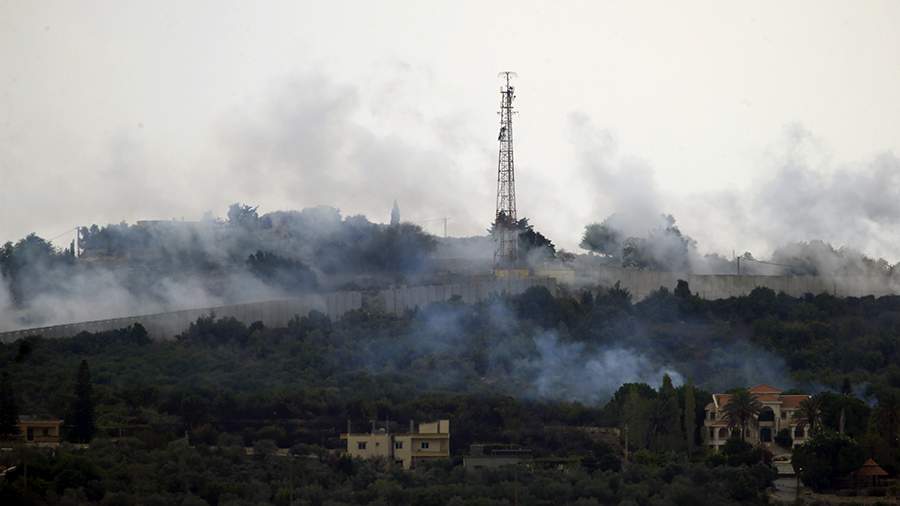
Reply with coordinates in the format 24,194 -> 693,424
683,381 -> 696,452
227,202 -> 259,228
774,428 -> 793,449
70,360 -> 96,443
792,432 -> 866,491
796,395 -> 823,436
870,389 -> 900,472
622,384 -> 650,452
722,388 -> 762,442
650,374 -> 682,452
0,372 -> 19,437
580,220 -> 623,257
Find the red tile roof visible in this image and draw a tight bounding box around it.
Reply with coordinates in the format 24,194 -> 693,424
780,395 -> 809,409
748,384 -> 783,394
854,458 -> 889,477
712,387 -> 809,410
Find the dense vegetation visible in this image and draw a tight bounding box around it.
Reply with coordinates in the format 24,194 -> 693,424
1,284 -> 899,503
580,213 -> 900,277
0,205 -> 437,330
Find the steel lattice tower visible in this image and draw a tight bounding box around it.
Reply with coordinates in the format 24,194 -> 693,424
495,71 -> 518,267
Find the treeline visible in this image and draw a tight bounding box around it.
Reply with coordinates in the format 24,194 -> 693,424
1,441 -> 776,506
75,204 -> 437,280
1,284 -> 900,502
580,213 -> 900,277
0,204 -> 439,329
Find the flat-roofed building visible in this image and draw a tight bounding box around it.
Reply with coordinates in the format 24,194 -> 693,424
341,420 -> 450,469
15,416 -> 64,446
464,444 -> 533,470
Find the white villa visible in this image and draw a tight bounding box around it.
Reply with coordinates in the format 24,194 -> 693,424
704,384 -> 810,451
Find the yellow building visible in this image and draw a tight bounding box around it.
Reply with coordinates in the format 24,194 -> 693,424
341,420 -> 450,469
15,416 -> 64,446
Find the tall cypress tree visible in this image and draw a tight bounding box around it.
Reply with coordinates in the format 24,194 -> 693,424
657,374 -> 683,452
71,360 -> 96,443
623,384 -> 649,450
0,372 -> 19,437
683,381 -> 696,452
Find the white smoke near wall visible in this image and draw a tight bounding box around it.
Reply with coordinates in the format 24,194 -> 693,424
524,332 -> 683,404
2,266 -> 290,332
0,274 -> 15,328
570,117 -> 900,276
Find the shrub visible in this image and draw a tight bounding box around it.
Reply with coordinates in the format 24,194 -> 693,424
774,428 -> 793,449
792,431 -> 866,491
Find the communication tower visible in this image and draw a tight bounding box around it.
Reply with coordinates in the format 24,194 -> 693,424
494,71 -> 519,269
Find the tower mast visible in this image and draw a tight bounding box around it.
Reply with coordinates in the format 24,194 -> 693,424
495,71 -> 519,268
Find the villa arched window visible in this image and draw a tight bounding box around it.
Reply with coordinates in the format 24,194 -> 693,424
758,407 -> 775,422
794,426 -> 804,438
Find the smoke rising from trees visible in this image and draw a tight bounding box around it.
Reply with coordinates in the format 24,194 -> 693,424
0,205 -> 435,331
570,117 -> 900,277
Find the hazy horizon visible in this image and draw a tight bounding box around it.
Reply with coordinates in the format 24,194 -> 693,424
3,1 -> 900,261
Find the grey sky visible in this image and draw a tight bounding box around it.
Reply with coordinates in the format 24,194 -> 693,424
2,1 -> 900,257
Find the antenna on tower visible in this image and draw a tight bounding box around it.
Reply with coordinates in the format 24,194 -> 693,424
494,71 -> 520,272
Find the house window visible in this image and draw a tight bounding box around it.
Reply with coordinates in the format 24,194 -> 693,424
709,428 -> 715,439
42,428 -> 49,436
357,442 -> 367,450
420,441 -> 430,449
709,411 -> 715,420
780,411 -> 787,419
794,426 -> 804,438
395,441 -> 403,449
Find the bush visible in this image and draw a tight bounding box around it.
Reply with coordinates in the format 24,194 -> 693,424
774,428 -> 793,449
792,432 -> 866,491
721,438 -> 767,466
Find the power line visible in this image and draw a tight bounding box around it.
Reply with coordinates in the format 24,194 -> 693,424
46,227 -> 78,243
410,217 -> 452,238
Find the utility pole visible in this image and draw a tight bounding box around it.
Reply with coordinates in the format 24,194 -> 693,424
494,71 -> 519,269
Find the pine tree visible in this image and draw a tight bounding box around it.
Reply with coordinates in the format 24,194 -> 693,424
0,372 -> 19,437
71,360 -> 96,443
683,381 -> 696,453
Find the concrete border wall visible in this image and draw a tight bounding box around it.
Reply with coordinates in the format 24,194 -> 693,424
3,269 -> 895,344
0,291 -> 363,343
0,277 -> 556,343
583,266 -> 898,301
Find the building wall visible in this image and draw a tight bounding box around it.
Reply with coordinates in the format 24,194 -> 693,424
342,419 -> 450,469
464,455 -> 529,470
16,420 -> 63,444
704,404 -> 809,450
342,433 -> 392,460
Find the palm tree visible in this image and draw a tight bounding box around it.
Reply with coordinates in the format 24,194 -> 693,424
796,395 -> 823,436
723,388 -> 763,442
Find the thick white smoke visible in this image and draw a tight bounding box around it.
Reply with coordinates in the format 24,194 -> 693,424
526,332 -> 684,404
